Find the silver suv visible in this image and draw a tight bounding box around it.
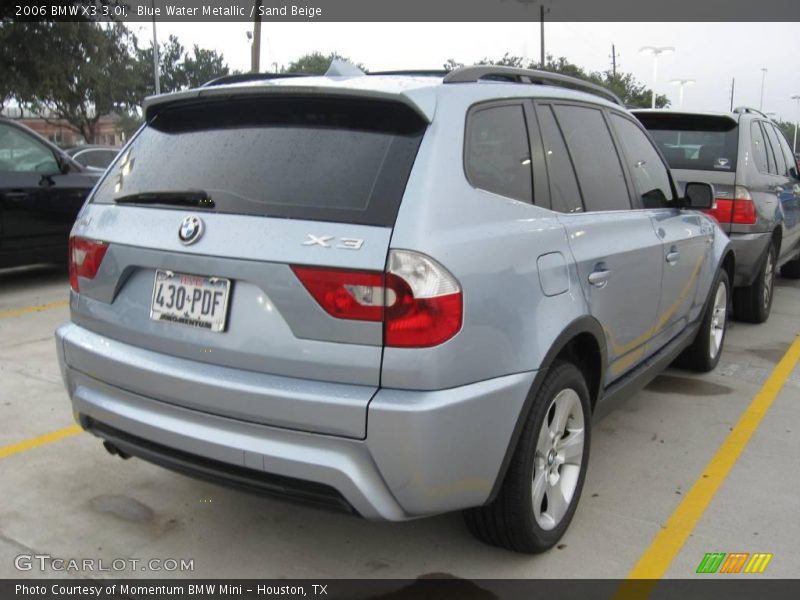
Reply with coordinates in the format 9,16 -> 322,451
634,108 -> 800,323
56,65 -> 733,553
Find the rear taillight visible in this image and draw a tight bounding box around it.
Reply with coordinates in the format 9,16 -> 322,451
291,250 -> 462,348
69,236 -> 108,292
704,186 -> 757,225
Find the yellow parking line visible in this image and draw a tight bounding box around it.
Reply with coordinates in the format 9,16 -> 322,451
0,299 -> 69,320
0,425 -> 82,460
626,335 -> 800,580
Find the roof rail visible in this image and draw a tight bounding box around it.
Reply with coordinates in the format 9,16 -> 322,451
367,70 -> 448,78
443,65 -> 623,106
733,106 -> 770,119
202,72 -> 312,87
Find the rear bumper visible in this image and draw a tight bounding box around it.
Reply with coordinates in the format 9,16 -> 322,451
56,323 -> 533,520
730,232 -> 772,287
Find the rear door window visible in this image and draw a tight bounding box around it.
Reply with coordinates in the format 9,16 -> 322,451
536,105 -> 583,213
552,104 -> 631,211
610,113 -> 674,208
635,113 -> 739,172
763,122 -> 788,176
464,103 -> 533,203
750,121 -> 770,173
91,97 -> 426,227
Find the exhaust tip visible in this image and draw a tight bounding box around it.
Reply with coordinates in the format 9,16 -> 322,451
102,440 -> 131,460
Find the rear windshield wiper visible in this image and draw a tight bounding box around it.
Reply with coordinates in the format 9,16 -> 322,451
113,190 -> 215,209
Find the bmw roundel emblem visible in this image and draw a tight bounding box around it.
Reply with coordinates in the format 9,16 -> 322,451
178,216 -> 203,245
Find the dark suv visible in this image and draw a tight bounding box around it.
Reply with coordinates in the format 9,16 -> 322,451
634,107 -> 800,323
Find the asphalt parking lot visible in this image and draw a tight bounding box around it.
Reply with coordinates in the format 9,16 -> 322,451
1,264 -> 798,580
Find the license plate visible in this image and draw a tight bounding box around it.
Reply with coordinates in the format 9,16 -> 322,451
150,270 -> 231,332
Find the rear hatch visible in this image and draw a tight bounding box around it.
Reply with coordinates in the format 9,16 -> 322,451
67,95 -> 427,438
634,111 -> 740,232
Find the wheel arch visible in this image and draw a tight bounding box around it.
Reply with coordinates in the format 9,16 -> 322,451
485,315 -> 607,504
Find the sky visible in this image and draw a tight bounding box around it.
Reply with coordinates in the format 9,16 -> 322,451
135,22 -> 800,122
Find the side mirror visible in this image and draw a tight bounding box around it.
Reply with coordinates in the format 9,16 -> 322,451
683,182 -> 715,209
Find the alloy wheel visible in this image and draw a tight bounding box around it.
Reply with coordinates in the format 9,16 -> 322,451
532,388 -> 585,530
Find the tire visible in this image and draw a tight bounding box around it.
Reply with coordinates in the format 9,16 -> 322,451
676,268 -> 730,372
733,243 -> 776,323
781,257 -> 800,279
464,361 -> 591,553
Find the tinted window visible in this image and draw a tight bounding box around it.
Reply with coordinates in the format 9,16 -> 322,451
0,123 -> 58,173
465,104 -> 533,203
553,105 -> 630,211
763,123 -> 787,176
611,114 -> 674,208
750,122 -> 770,173
771,125 -> 799,176
536,105 -> 583,213
92,97 -> 426,227
636,113 -> 739,172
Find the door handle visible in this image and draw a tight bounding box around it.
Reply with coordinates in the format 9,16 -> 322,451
588,267 -> 611,288
666,247 -> 681,264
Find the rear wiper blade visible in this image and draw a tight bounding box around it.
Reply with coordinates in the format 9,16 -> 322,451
114,190 -> 215,209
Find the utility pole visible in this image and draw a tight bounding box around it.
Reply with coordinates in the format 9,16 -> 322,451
759,68 -> 767,111
539,5 -> 545,68
151,0 -> 160,94
610,44 -> 618,77
251,0 -> 262,73
729,78 -> 735,112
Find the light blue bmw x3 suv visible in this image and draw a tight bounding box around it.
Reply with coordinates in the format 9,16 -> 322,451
56,64 -> 734,553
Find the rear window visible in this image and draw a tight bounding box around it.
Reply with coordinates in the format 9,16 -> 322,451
92,97 -> 426,226
634,113 -> 739,172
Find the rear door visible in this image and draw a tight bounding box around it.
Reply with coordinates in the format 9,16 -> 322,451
539,102 -> 663,384
762,121 -> 800,257
73,96 -> 427,438
609,111 -> 712,350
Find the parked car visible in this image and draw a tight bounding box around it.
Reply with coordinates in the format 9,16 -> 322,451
64,145 -> 120,172
633,108 -> 800,323
56,65 -> 733,553
0,118 -> 99,269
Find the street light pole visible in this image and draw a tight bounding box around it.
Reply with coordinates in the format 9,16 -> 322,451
759,68 -> 767,111
640,46 -> 675,109
791,95 -> 800,154
670,78 -> 695,108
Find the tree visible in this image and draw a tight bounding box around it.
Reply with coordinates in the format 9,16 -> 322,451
285,52 -> 365,74
183,45 -> 229,88
1,21 -> 140,143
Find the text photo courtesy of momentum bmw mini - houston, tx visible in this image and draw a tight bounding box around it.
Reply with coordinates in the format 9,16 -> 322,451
1,1 -> 800,598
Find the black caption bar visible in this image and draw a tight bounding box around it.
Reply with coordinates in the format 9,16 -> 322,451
5,579 -> 800,600
5,0 -> 800,22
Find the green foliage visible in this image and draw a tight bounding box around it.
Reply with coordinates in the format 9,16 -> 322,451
0,21 -> 229,142
0,21 -> 140,142
134,35 -> 229,96
443,53 -> 670,108
285,52 -> 365,75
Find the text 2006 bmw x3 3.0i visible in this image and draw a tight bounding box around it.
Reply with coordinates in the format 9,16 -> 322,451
57,64 -> 734,553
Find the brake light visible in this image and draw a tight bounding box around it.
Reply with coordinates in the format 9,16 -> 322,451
704,186 -> 757,225
291,250 -> 462,348
69,237 -> 108,292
